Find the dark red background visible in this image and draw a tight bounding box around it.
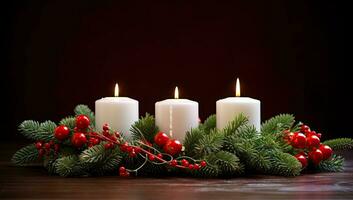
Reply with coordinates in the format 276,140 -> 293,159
3,1 -> 348,140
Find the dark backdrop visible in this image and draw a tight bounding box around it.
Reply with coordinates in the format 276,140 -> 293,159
3,1 -> 348,141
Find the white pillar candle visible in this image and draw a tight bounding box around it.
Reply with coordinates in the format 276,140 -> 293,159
95,84 -> 139,138
155,87 -> 199,142
216,78 -> 261,131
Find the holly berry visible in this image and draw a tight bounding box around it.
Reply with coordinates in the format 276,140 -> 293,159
104,143 -> 113,149
170,159 -> 178,167
154,132 -> 170,147
200,160 -> 207,167
148,154 -> 155,161
309,149 -> 323,165
319,144 -> 333,160
129,149 -> 137,157
291,132 -> 306,149
157,153 -> 163,159
38,149 -> 45,158
188,164 -> 194,170
119,166 -> 130,177
194,164 -> 201,170
54,125 -> 70,141
44,142 -> 51,151
103,123 -> 110,131
89,137 -> 100,146
35,141 -> 43,150
75,115 -> 90,129
301,125 -> 310,133
120,142 -> 129,152
71,132 -> 87,148
119,166 -> 126,174
163,139 -> 182,156
306,135 -> 320,148
54,144 -> 60,152
295,154 -> 308,168
181,159 -> 189,167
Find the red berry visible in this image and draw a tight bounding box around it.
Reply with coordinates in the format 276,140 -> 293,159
154,132 -> 170,147
120,142 -> 129,152
119,166 -> 126,173
295,154 -> 308,168
44,143 -> 51,151
104,143 -> 113,149
306,135 -> 321,148
75,115 -> 90,129
129,149 -> 137,157
89,137 -> 100,145
148,154 -> 155,161
181,159 -> 189,167
200,160 -> 207,167
163,139 -> 182,156
194,164 -> 201,170
103,130 -> 110,138
319,144 -> 333,160
291,132 -> 306,149
126,146 -> 133,153
120,171 -> 130,177
103,123 -> 110,131
38,149 -> 45,157
54,125 -> 70,141
35,141 -> 43,150
170,159 -> 178,167
71,132 -> 87,148
301,125 -> 310,133
134,147 -> 141,154
188,164 -> 194,170
115,132 -> 120,138
309,149 -> 323,165
157,153 -> 163,159
317,133 -> 322,139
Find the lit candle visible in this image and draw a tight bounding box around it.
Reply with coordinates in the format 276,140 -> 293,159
216,78 -> 261,131
95,83 -> 139,138
155,87 -> 199,141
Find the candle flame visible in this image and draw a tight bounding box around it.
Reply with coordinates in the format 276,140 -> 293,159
236,78 -> 241,97
174,86 -> 179,99
114,83 -> 119,97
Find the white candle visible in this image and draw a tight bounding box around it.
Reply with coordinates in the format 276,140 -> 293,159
95,84 -> 139,138
155,87 -> 199,142
216,78 -> 261,131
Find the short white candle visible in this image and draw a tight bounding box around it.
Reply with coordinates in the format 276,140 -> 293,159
155,87 -> 199,142
95,84 -> 139,138
216,78 -> 261,131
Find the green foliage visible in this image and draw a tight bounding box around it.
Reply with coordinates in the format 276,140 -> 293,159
130,113 -> 159,142
315,155 -> 344,172
184,128 -> 204,157
195,129 -> 224,157
222,113 -> 249,137
18,120 -> 56,142
261,114 -> 295,136
74,104 -> 95,126
199,114 -> 216,133
323,138 -> 353,150
18,120 -> 41,140
208,151 -> 244,176
37,121 -> 56,142
268,151 -> 302,176
55,155 -> 84,177
59,116 -> 76,129
11,144 -> 39,166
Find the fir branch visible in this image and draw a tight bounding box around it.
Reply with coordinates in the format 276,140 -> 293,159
269,151 -> 302,176
59,116 -> 76,129
18,120 -> 41,140
222,113 -> 249,137
55,155 -> 85,177
261,114 -> 295,136
210,151 -> 244,176
315,155 -> 344,172
80,143 -> 121,164
91,156 -> 121,175
195,129 -> 224,157
44,157 -> 58,175
323,138 -> 353,150
11,144 -> 39,166
74,104 -> 95,126
184,128 -> 204,157
200,114 -> 216,134
37,121 -> 56,142
130,113 -> 159,143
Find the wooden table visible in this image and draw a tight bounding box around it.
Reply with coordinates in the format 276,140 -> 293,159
1,143 -> 353,200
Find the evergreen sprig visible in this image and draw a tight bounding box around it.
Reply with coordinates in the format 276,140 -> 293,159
315,155 -> 344,172
323,138 -> 353,150
130,113 -> 159,142
11,144 -> 39,166
74,104 -> 95,126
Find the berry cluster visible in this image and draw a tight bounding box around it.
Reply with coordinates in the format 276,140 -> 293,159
284,124 -> 333,167
34,140 -> 60,157
154,132 -> 182,156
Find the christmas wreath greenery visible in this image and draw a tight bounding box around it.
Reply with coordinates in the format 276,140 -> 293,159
12,104 -> 353,177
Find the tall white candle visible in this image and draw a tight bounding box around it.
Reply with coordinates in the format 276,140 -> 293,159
95,84 -> 139,138
216,78 -> 261,131
155,87 -> 199,142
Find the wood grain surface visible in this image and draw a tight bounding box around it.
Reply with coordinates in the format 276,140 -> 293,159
1,143 -> 352,200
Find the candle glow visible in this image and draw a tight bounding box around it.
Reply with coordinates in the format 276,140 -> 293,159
174,86 -> 179,99
236,78 -> 241,97
114,83 -> 119,97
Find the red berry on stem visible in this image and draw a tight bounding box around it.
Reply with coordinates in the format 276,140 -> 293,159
157,153 -> 163,159
38,149 -> 45,157
76,115 -> 90,129
129,149 -> 137,157
54,144 -> 60,152
44,143 -> 51,151
35,141 -> 43,150
295,154 -> 308,168
163,139 -> 182,156
104,143 -> 113,149
54,125 -> 70,141
200,160 -> 207,167
194,164 -> 201,170
71,132 -> 87,148
119,166 -> 126,173
170,159 -> 178,167
307,135 -> 321,148
317,133 -> 322,139
319,144 -> 333,160
134,147 -> 141,154
188,164 -> 194,170
181,159 -> 189,167
301,125 -> 310,133
310,149 -> 323,165
120,142 -> 129,152
291,132 -> 306,149
154,132 -> 170,147
103,123 -> 110,131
